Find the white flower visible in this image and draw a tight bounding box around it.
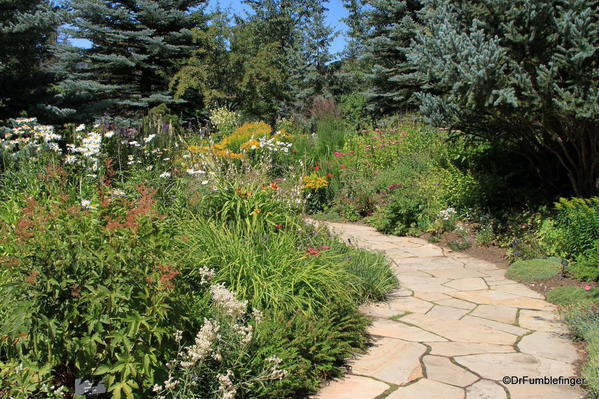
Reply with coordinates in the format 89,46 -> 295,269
210,283 -> 247,317
146,165 -> 153,171
201,180 -> 209,185
75,124 -> 86,132
129,140 -> 140,147
81,200 -> 97,210
186,169 -> 205,175
160,172 -> 171,178
104,130 -> 115,138
144,134 -> 156,143
111,189 -> 126,197
173,330 -> 183,343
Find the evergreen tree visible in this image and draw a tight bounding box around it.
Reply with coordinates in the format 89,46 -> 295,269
342,0 -> 366,60
53,0 -> 206,121
0,0 -> 62,120
409,0 -> 599,196
287,1 -> 335,112
361,0 -> 422,115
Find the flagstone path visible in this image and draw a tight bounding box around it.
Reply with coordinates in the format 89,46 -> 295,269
309,220 -> 585,399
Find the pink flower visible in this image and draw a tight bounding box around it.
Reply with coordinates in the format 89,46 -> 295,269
320,245 -> 331,250
334,152 -> 341,157
584,285 -> 592,291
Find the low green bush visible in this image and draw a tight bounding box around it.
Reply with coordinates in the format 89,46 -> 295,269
539,197 -> 599,260
563,304 -> 599,398
571,240 -> 599,282
546,286 -> 599,306
506,257 -> 562,282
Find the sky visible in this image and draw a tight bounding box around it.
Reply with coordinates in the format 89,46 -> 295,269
216,0 -> 350,54
70,0 -> 350,55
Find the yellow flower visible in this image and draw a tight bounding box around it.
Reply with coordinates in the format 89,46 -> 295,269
302,173 -> 329,191
249,208 -> 262,216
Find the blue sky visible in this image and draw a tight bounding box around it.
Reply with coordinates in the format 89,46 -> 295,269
216,0 -> 349,54
71,0 -> 350,54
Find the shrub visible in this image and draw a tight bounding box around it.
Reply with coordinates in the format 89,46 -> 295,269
340,93 -> 370,129
506,257 -> 562,282
551,197 -> 599,258
572,240 -> 599,281
368,188 -> 431,236
0,181 -> 195,397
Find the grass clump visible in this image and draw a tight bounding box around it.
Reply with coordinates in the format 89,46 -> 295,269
547,286 -> 599,306
506,257 -> 562,282
563,304 -> 599,398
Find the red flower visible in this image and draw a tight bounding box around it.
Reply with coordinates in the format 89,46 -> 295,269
334,152 -> 341,157
269,182 -> 279,189
305,247 -> 320,256
320,245 -> 331,250
340,164 -> 346,169
275,224 -> 283,228
292,149 -> 297,153
326,173 -> 334,178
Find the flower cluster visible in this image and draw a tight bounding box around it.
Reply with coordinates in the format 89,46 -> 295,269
0,118 -> 62,157
302,173 -> 329,191
210,283 -> 248,318
438,207 -> 457,221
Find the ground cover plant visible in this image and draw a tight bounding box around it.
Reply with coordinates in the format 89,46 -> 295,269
0,119 -> 398,398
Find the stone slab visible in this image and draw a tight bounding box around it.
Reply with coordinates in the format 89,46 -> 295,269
423,355 -> 478,387
351,338 -> 426,385
466,380 -> 506,399
400,313 -> 518,345
517,331 -> 579,363
386,379 -> 464,399
368,319 -> 447,342
470,304 -> 518,324
311,375 -> 389,399
427,342 -> 515,357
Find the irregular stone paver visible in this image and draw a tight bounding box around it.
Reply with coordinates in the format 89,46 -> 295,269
351,338 -> 426,385
519,309 -> 569,333
400,313 -> 518,345
312,375 -> 389,399
461,315 -> 529,336
470,304 -> 517,324
423,355 -> 478,387
445,278 -> 488,291
466,380 -> 507,399
434,298 -> 477,310
309,220 -> 583,399
426,305 -> 470,320
369,319 -> 447,342
386,379 -> 464,399
427,342 -> 515,356
517,331 -> 579,363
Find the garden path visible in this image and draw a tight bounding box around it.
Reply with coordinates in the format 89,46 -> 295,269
309,220 -> 584,399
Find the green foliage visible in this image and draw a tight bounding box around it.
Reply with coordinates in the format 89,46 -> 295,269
368,188 -> 431,236
546,286 -> 599,306
563,304 -> 599,398
410,0 -> 599,196
506,257 -> 562,282
553,197 -> 599,258
53,0 -> 206,121
0,178 -> 193,396
362,0 -> 423,114
572,240 -> 599,282
0,0 -> 62,120
340,93 -> 370,129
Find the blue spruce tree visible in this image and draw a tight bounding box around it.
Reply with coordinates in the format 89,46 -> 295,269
409,0 -> 599,196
